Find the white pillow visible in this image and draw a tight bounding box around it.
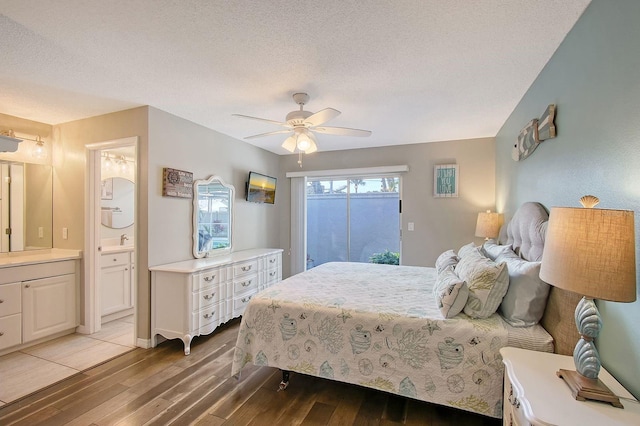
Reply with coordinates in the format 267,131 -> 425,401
433,266 -> 469,318
497,250 -> 551,327
482,239 -> 513,261
457,250 -> 509,319
458,242 -> 480,259
435,249 -> 459,274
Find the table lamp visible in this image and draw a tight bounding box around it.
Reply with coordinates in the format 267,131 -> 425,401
539,195 -> 636,407
475,210 -> 503,240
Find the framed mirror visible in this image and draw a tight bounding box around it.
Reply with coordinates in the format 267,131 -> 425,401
1,161 -> 53,253
101,177 -> 134,229
193,175 -> 234,258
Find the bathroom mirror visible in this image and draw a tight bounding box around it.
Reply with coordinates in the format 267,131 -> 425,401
0,161 -> 53,253
101,177 -> 134,229
193,175 -> 234,258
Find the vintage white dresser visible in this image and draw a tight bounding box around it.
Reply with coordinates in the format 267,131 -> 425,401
150,248 -> 282,355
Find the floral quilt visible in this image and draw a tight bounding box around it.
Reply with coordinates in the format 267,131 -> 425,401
232,262 -> 508,418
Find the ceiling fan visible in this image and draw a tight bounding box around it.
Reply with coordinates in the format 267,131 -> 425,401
233,93 -> 372,156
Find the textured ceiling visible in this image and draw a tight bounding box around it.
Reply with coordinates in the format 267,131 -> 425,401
0,0 -> 591,154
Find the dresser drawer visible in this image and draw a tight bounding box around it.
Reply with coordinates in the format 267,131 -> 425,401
265,268 -> 279,284
233,274 -> 258,295
0,313 -> 22,350
102,252 -> 130,267
192,286 -> 222,310
0,282 -> 21,317
265,253 -> 280,268
233,293 -> 254,315
233,260 -> 257,277
504,376 -> 526,426
192,269 -> 221,292
191,301 -> 223,330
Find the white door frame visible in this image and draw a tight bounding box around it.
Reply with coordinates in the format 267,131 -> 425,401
81,137 -> 138,336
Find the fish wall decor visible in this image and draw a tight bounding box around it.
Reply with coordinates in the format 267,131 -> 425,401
512,104 -> 556,161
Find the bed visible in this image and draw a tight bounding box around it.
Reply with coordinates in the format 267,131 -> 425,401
231,202 -> 577,418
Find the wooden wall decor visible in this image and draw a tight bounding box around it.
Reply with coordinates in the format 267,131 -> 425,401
512,104 -> 556,161
162,167 -> 193,198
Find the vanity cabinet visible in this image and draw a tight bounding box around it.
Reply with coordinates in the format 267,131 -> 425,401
100,250 -> 134,316
0,255 -> 80,353
150,248 -> 282,355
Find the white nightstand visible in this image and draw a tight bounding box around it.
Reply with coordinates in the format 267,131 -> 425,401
500,347 -> 640,425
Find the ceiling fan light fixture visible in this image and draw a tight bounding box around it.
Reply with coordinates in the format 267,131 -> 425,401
281,135 -> 296,152
295,129 -> 312,151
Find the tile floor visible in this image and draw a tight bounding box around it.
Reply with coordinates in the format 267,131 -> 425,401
0,315 -> 135,406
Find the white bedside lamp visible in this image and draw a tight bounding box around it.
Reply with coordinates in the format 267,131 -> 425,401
539,196 -> 636,407
475,210 -> 503,240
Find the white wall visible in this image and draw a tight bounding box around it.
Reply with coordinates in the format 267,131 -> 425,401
278,137 -> 496,276
147,107 -> 282,267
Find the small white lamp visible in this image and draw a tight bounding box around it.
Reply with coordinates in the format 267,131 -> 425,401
475,210 -> 503,240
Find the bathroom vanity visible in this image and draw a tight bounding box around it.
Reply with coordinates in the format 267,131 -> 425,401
100,245 -> 134,320
150,248 -> 282,355
0,249 -> 81,354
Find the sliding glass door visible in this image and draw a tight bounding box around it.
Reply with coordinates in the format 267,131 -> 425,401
306,175 -> 400,269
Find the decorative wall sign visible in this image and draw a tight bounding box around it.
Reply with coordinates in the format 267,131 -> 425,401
434,164 -> 459,198
512,104 -> 557,161
162,167 -> 193,198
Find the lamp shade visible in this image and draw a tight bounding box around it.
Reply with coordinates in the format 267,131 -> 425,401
540,207 -> 636,302
475,211 -> 503,239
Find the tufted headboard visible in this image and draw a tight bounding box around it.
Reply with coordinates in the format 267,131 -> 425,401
498,202 -> 581,355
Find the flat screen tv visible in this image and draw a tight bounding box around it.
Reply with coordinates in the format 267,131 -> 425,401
246,171 -> 276,204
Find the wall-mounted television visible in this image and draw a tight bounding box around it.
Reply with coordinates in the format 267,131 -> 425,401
246,171 -> 277,204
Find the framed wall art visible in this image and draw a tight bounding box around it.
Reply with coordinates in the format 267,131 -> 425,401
163,167 -> 194,198
434,164 -> 458,198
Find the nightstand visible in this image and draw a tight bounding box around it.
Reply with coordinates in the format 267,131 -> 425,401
500,347 -> 640,425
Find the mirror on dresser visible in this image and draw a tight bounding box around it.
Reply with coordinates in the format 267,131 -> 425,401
193,175 -> 234,258
0,160 -> 53,253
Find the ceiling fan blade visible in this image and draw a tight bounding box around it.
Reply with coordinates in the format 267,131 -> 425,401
312,126 -> 372,137
232,114 -> 289,127
281,135 -> 296,152
244,129 -> 293,140
303,108 -> 341,127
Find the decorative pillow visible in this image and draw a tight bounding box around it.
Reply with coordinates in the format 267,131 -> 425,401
481,239 -> 513,261
433,266 -> 469,318
497,250 -> 551,327
457,250 -> 509,319
458,242 -> 480,259
435,249 -> 459,274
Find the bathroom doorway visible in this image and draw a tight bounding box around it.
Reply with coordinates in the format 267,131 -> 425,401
83,137 -> 137,346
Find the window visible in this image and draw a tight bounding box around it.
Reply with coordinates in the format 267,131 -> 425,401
306,175 -> 401,268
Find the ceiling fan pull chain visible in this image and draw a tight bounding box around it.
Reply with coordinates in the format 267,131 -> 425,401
298,152 -> 303,167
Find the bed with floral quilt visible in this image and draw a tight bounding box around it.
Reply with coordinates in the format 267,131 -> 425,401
232,253 -> 554,418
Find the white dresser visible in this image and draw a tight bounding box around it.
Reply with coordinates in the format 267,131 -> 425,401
150,248 -> 282,355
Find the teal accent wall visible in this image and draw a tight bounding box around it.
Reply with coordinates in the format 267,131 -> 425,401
495,0 -> 640,398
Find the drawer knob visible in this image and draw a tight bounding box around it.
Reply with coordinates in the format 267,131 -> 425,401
113,258 -> 117,261
203,293 -> 216,300
0,299 -> 3,303
203,311 -> 215,319
269,271 -> 276,277
269,259 -> 276,263
241,295 -> 252,303
24,284 -> 30,288
241,265 -> 252,272
0,332 -> 4,336
204,275 -> 216,282
241,280 -> 252,287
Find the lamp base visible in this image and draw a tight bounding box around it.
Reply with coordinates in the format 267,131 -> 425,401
556,369 -> 623,408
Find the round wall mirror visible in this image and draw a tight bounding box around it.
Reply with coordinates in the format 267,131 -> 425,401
101,177 -> 134,229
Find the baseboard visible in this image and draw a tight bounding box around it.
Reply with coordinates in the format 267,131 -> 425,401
136,337 -> 152,349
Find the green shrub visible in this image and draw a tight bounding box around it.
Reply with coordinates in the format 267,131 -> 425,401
369,250 -> 400,265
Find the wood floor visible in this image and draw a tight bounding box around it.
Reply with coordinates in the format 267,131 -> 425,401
0,319 -> 501,425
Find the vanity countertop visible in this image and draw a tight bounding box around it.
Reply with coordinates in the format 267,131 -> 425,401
0,248 -> 82,268
101,245 -> 134,254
